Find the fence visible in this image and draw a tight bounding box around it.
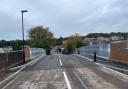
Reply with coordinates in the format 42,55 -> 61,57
80,44 -> 110,59
0,47 -> 45,71
0,51 -> 23,70
30,48 -> 45,59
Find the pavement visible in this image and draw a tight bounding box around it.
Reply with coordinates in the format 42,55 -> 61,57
0,54 -> 128,89
79,53 -> 128,75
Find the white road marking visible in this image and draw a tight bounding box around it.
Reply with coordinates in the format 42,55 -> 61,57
29,55 -> 45,66
59,59 -> 63,66
0,65 -> 26,85
98,63 -> 128,72
74,72 -> 89,89
58,55 -> 63,66
59,57 -> 63,66
2,75 -> 21,89
75,54 -> 128,77
76,54 -> 128,72
74,54 -> 93,61
0,61 -> 23,72
95,63 -> 128,77
58,55 -> 71,89
80,53 -> 109,60
63,72 -> 72,89
0,55 -> 45,86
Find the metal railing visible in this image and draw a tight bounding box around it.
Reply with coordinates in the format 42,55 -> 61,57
30,48 -> 45,59
80,44 -> 110,59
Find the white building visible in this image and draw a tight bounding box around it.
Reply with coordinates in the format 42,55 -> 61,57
0,46 -> 13,53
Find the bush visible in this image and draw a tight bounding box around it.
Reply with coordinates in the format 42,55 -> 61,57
62,49 -> 69,54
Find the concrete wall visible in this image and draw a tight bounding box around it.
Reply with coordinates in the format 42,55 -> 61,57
110,41 -> 128,64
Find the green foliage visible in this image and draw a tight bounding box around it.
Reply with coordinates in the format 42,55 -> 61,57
7,40 -> 23,50
63,33 -> 84,54
66,43 -> 73,54
28,26 -> 53,40
27,26 -> 63,50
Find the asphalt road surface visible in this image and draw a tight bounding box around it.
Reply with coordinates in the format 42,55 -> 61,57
1,54 -> 128,89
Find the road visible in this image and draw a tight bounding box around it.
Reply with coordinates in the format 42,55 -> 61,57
1,54 -> 128,89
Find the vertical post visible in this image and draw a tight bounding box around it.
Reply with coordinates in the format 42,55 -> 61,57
21,12 -> 25,63
127,33 -> 128,48
94,50 -> 96,62
21,10 -> 28,63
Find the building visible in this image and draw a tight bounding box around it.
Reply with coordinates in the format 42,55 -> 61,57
110,36 -> 124,41
83,37 -> 110,45
0,46 -> 13,53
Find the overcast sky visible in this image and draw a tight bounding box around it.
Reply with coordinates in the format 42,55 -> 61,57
0,0 -> 128,40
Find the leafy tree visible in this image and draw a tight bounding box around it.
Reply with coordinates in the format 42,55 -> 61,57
69,33 -> 83,48
63,33 -> 84,54
7,40 -> 23,50
28,26 -> 53,40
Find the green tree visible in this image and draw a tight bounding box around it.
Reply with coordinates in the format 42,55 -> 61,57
69,33 -> 83,48
8,40 -> 23,50
28,26 -> 53,40
63,33 -> 83,54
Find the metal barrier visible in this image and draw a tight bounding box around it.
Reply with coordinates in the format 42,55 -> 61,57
30,48 -> 45,59
80,44 -> 110,59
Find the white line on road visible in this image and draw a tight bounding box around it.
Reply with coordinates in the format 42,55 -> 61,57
74,72 -> 89,89
58,55 -> 72,89
0,55 -> 45,86
74,54 -> 93,61
63,72 -> 72,89
29,55 -> 45,66
58,55 -> 63,66
75,54 -> 128,71
98,63 -> 128,72
59,59 -> 63,66
0,65 -> 26,85
95,63 -> 128,78
80,53 -> 109,60
2,75 -> 21,89
75,54 -> 128,77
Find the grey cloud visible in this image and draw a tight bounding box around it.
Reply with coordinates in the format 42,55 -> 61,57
0,0 -> 128,40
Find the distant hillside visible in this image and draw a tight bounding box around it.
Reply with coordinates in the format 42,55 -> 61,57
62,32 -> 128,40
86,32 -> 128,38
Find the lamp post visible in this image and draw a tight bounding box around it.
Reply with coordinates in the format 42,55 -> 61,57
21,10 -> 28,63
127,33 -> 128,48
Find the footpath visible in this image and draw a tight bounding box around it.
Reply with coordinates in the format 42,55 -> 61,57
78,53 -> 128,75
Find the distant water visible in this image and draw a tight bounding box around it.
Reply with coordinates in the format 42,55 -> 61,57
80,44 -> 110,59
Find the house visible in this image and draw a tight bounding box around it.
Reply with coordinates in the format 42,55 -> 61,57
0,46 -> 13,53
111,36 -> 124,41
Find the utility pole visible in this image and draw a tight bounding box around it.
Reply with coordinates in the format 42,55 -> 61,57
21,10 -> 28,63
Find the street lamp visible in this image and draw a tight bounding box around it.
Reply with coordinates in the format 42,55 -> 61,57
21,10 -> 28,63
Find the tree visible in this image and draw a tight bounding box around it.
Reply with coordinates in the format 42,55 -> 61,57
62,33 -> 84,54
27,26 -> 56,55
28,26 -> 53,40
69,33 -> 83,48
8,40 -> 23,50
